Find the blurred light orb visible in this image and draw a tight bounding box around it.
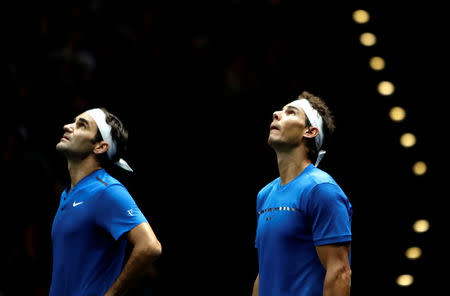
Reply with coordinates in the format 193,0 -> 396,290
378,81 -> 395,96
396,274 -> 414,287
400,133 -> 416,148
413,219 -> 430,233
370,56 -> 385,71
405,247 -> 422,260
353,10 -> 370,24
412,161 -> 427,176
360,32 -> 377,46
389,106 -> 406,122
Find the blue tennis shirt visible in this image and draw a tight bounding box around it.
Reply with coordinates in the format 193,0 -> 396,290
255,164 -> 352,296
50,169 -> 148,296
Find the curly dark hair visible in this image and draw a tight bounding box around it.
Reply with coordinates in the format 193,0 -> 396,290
91,108 -> 129,167
298,91 -> 335,163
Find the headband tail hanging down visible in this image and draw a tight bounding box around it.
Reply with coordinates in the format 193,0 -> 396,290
116,158 -> 133,172
315,150 -> 326,167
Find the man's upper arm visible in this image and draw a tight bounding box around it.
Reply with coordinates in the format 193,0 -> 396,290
307,183 -> 352,246
127,222 -> 160,249
95,184 -> 148,240
315,243 -> 351,271
316,243 -> 351,296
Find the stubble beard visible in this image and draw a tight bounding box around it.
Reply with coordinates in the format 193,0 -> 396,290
56,141 -> 69,155
56,141 -> 91,161
268,135 -> 287,152
268,134 -> 301,153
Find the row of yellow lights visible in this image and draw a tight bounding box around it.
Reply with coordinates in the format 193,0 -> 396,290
355,10 -> 427,176
354,10 -> 426,176
397,219 -> 430,287
353,9 -> 430,288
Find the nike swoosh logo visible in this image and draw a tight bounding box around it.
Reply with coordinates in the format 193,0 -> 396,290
73,201 -> 85,207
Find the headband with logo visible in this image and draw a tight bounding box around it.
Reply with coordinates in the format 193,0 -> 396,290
86,108 -> 133,172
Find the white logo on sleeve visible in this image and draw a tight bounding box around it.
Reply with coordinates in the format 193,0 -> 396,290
73,201 -> 85,207
127,209 -> 134,216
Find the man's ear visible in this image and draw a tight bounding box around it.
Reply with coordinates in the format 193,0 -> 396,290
304,127 -> 319,139
93,141 -> 109,155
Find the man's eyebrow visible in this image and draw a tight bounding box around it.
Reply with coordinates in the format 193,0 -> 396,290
283,105 -> 299,111
74,117 -> 90,126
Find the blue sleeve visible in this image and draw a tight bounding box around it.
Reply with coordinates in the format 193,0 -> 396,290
96,184 -> 148,240
306,183 -> 352,246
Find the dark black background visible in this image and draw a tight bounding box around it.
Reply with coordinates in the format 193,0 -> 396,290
1,2 -> 445,295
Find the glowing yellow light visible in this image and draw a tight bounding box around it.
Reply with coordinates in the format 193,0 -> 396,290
400,133 -> 416,148
397,274 -> 414,287
369,56 -> 385,71
389,107 -> 406,122
413,219 -> 430,233
353,10 -> 370,24
412,161 -> 427,176
405,247 -> 422,260
377,81 -> 395,96
360,32 -> 377,46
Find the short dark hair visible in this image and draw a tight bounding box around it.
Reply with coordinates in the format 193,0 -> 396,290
92,108 -> 128,166
298,91 -> 335,163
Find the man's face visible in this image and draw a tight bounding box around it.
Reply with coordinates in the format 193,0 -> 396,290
56,112 -> 99,159
268,99 -> 309,149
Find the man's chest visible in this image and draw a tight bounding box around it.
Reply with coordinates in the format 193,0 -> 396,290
256,190 -> 312,244
52,191 -> 98,240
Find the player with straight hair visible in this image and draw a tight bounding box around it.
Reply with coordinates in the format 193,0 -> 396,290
51,107 -> 161,296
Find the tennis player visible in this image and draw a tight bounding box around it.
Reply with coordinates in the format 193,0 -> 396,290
51,108 -> 161,296
252,92 -> 352,296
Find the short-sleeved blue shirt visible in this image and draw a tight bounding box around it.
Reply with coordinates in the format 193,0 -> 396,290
255,164 -> 352,296
50,169 -> 148,296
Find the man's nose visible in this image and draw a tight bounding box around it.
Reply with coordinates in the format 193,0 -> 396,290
273,110 -> 282,121
63,123 -> 74,133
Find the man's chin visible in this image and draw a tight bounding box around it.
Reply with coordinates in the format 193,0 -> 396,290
268,136 -> 281,148
56,142 -> 69,153
268,136 -> 297,151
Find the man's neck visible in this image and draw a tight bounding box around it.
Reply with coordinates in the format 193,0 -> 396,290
276,146 -> 311,185
67,156 -> 102,188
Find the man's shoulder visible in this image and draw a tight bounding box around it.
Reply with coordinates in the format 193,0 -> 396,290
303,167 -> 349,206
304,166 -> 338,188
85,170 -> 128,199
94,169 -> 125,188
101,175 -> 122,187
258,177 -> 279,197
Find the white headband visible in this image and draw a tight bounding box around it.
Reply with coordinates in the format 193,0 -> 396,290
296,99 -> 326,167
86,108 -> 133,172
